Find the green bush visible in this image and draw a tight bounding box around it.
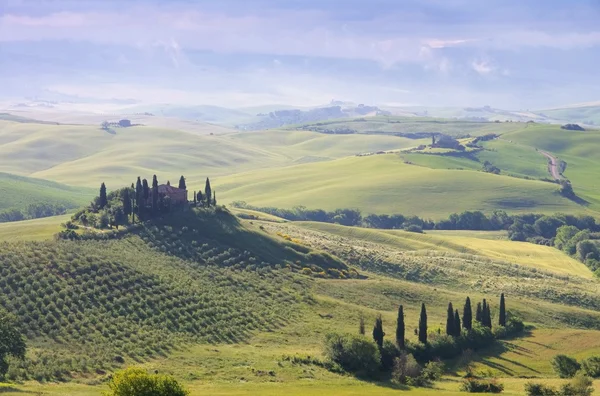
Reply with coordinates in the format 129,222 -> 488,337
581,356 -> 600,377
460,378 -> 504,393
103,367 -> 189,396
323,333 -> 380,377
559,374 -> 594,396
524,382 -> 558,396
551,355 -> 581,378
392,352 -> 422,385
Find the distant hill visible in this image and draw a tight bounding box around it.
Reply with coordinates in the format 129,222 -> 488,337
0,172 -> 94,221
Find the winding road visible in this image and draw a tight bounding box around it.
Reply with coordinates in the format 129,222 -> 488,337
539,150 -> 563,180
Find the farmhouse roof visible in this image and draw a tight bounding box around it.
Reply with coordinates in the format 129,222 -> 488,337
157,184 -> 186,194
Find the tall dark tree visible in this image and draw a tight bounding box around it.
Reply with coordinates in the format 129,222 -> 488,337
482,299 -> 488,327
135,177 -> 143,220
152,175 -> 159,213
499,293 -> 507,327
396,305 -> 405,349
99,182 -> 108,209
418,303 -> 428,344
213,191 -> 217,206
475,302 -> 483,324
122,188 -> 132,221
193,191 -> 197,204
197,191 -> 204,206
205,178 -> 212,207
372,315 -> 385,350
454,310 -> 461,337
463,297 -> 473,331
446,302 -> 455,336
178,175 -> 186,190
484,302 -> 492,329
142,179 -> 150,202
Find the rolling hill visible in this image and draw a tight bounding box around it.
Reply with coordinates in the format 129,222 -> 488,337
1,208 -> 600,395
0,172 -> 94,220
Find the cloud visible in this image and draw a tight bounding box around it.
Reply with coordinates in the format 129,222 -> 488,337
471,59 -> 493,75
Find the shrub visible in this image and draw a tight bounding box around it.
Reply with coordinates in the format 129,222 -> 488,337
551,355 -> 581,378
404,224 -> 423,233
392,352 -> 422,385
460,378 -> 504,393
559,374 -> 594,396
381,340 -> 400,371
323,333 -> 380,377
524,382 -> 558,396
582,356 -> 600,378
103,367 -> 189,396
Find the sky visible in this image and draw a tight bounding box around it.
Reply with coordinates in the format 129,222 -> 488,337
1,0 -> 600,109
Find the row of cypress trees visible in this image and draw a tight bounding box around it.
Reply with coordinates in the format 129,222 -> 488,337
368,294 -> 508,349
97,175 -> 217,224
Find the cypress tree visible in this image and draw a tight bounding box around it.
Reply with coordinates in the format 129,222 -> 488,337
359,315 -> 365,335
197,191 -> 204,206
485,302 -> 492,329
178,175 -> 186,190
446,302 -> 455,336
122,188 -> 132,221
142,179 -> 150,202
396,305 -> 405,349
454,310 -> 461,337
482,299 -> 488,327
372,315 -> 384,350
499,293 -> 506,327
193,191 -> 197,204
463,297 -> 473,330
475,302 -> 483,324
152,175 -> 159,214
135,177 -> 143,220
99,183 -> 108,209
418,303 -> 428,344
213,191 -> 217,206
205,178 -> 212,207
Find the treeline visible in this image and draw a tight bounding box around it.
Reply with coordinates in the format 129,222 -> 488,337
0,202 -> 71,223
70,175 -> 216,231
323,293 -> 523,387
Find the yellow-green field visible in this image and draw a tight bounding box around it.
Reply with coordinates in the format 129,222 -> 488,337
0,214 -> 69,241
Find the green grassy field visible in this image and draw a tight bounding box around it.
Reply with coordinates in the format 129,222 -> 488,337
0,214 -> 69,241
0,172 -> 94,214
216,154 -> 584,218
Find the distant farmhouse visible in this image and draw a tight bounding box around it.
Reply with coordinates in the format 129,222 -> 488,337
156,182 -> 188,205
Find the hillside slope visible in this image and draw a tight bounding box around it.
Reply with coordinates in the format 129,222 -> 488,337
217,154 -> 583,219
0,172 -> 94,217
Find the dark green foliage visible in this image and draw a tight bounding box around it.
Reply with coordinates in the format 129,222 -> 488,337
213,191 -> 217,206
135,177 -> 143,218
551,355 -> 581,378
197,191 -> 204,206
499,294 -> 506,327
463,297 -> 473,330
561,123 -> 585,131
122,189 -> 132,220
99,183 -> 108,209
205,178 -> 212,208
475,302 -> 483,324
524,382 -> 559,396
482,299 -> 492,329
460,378 -> 504,393
482,161 -> 501,174
396,305 -> 405,349
418,303 -> 428,344
454,310 -> 461,337
0,203 -> 69,223
372,315 -> 384,350
380,340 -> 400,372
446,303 -> 455,336
178,176 -> 186,190
0,311 -> 26,378
193,191 -> 197,205
323,333 -> 380,377
581,356 -> 600,378
151,175 -> 158,213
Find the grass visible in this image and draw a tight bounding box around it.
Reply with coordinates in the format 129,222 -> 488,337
217,154 -> 584,219
0,214 -> 69,241
0,172 -> 94,212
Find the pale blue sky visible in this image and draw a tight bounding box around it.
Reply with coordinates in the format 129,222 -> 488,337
1,0 -> 599,108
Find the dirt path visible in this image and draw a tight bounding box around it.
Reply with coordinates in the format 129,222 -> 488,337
539,150 -> 562,180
